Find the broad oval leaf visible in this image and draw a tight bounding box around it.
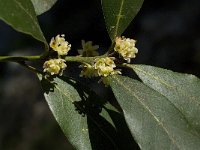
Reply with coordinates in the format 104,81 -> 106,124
129,64 -> 200,133
109,75 -> 200,150
39,75 -> 137,149
101,0 -> 144,40
0,0 -> 47,45
31,0 -> 57,15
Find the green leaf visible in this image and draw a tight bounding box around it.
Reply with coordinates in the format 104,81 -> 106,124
31,0 -> 57,15
101,0 -> 144,40
109,75 -> 200,150
39,75 -> 137,149
0,0 -> 47,45
129,64 -> 200,134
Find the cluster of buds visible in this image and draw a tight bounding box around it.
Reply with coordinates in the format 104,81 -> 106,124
80,36 -> 138,78
43,35 -> 138,79
114,36 -> 138,63
94,57 -> 121,77
43,34 -> 71,76
43,59 -> 67,76
80,57 -> 121,78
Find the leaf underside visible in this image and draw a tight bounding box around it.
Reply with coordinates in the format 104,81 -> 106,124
130,64 -> 200,134
109,75 -> 200,150
31,0 -> 57,15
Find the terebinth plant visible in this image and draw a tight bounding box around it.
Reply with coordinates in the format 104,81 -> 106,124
0,0 -> 200,150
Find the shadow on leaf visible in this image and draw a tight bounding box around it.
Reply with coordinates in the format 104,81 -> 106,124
40,75 -> 139,149
40,76 -> 57,94
59,76 -> 123,149
106,108 -> 140,150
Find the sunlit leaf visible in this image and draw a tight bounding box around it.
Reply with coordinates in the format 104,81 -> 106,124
109,75 -> 200,150
31,0 -> 57,15
129,64 -> 200,133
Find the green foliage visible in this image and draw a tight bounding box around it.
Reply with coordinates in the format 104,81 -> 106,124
39,75 -> 137,149
31,0 -> 57,15
1,0 -> 200,149
0,0 -> 47,45
130,64 -> 200,133
109,75 -> 200,150
101,0 -> 144,40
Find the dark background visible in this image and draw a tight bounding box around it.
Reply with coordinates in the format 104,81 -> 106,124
0,0 -> 200,149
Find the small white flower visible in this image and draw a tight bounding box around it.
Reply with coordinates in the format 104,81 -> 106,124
50,34 -> 71,56
43,58 -> 67,76
114,36 -> 138,63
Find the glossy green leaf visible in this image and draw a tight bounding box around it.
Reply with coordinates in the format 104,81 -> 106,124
31,0 -> 57,15
101,0 -> 144,40
0,0 -> 47,45
109,75 -> 200,150
39,75 -> 137,149
129,64 -> 200,133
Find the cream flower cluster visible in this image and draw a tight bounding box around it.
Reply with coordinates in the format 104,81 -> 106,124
43,59 -> 67,76
114,36 -> 138,63
43,35 -> 138,77
94,57 -> 121,77
50,34 -> 71,56
80,57 -> 121,78
43,34 -> 71,76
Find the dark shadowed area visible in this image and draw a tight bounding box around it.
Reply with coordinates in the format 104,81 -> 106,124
0,0 -> 200,149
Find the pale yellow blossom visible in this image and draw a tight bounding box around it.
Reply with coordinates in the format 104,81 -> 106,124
114,36 -> 138,63
43,59 -> 67,76
50,34 -> 71,56
94,57 -> 121,77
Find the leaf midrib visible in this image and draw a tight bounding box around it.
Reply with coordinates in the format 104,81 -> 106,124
112,76 -> 181,149
13,0 -> 44,42
113,0 -> 125,38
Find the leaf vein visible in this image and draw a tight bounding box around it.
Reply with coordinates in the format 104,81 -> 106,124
133,66 -> 200,106
114,0 -> 125,38
113,76 -> 181,149
53,81 -> 118,149
14,0 -> 40,32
